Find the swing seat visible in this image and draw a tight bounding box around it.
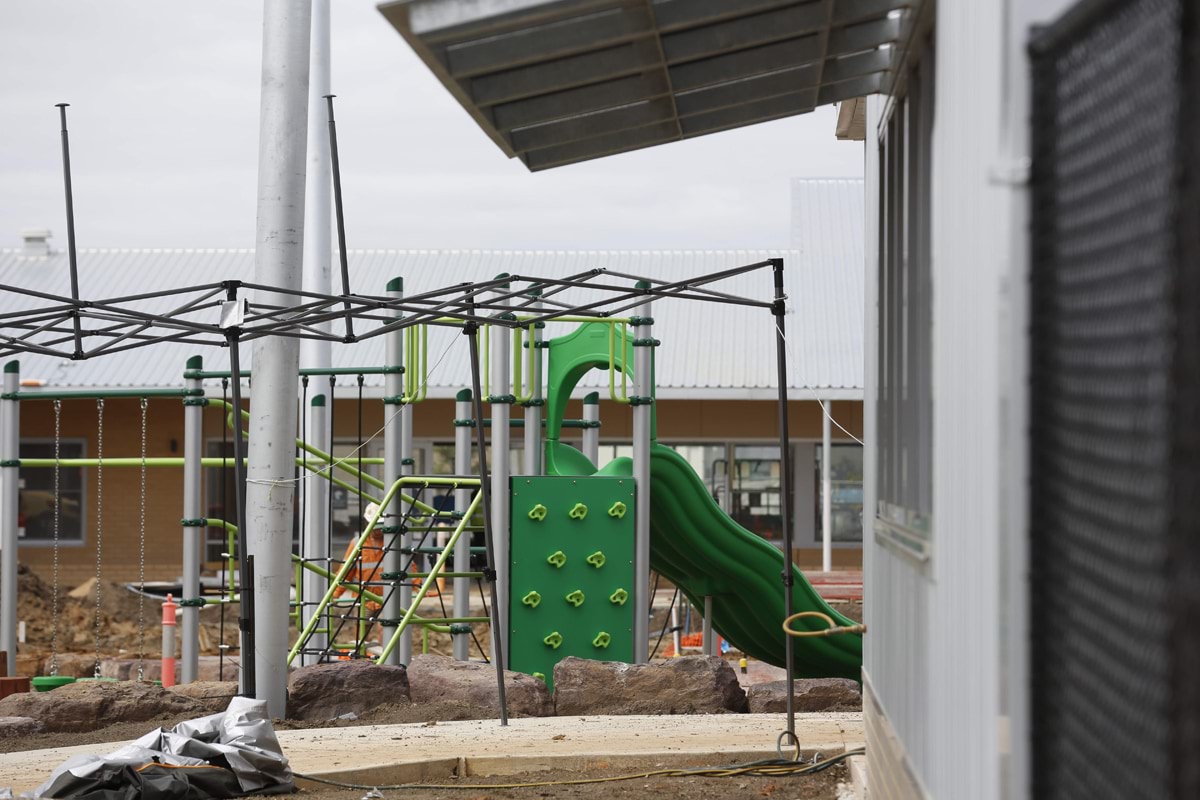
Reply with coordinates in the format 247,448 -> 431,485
32,675 -> 75,692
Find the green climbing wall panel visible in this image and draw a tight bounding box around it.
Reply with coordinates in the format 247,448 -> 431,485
509,476 -> 635,690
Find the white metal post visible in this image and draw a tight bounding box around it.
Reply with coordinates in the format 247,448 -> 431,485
298,0 -> 332,669
581,392 -> 600,466
301,393 -> 328,664
491,277 -> 512,663
822,400 -> 833,573
453,389 -> 473,661
180,356 -> 203,683
0,361 -> 19,678
246,0 -> 312,718
384,277 -> 410,665
702,596 -> 715,657
632,282 -> 653,663
523,291 -> 542,476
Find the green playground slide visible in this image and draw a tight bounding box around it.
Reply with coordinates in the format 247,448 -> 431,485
539,322 -> 861,681
547,441 -> 862,680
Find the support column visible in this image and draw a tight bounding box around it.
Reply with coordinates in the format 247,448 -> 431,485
301,394 -> 328,664
453,389 -> 473,661
298,0 -> 332,669
384,277 -> 410,665
180,356 -> 203,682
581,393 -> 600,466
246,0 -> 312,718
822,401 -> 833,573
702,596 -> 715,657
0,361 -> 20,678
632,282 -> 653,663
522,290 -> 542,477
490,276 -> 513,663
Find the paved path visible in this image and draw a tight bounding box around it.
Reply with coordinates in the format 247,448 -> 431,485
0,713 -> 863,791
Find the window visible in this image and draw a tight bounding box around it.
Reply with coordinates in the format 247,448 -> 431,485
18,441 -> 85,543
816,444 -> 864,543
731,445 -> 793,542
876,38 -> 934,556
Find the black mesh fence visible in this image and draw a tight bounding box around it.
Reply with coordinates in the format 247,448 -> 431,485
1029,0 -> 1197,797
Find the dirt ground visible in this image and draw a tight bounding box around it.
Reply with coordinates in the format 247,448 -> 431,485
3,574 -> 859,799
295,757 -> 849,800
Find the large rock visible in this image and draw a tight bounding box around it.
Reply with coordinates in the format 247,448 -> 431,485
0,717 -> 43,737
168,681 -> 240,714
553,655 -> 747,715
0,680 -> 204,732
407,654 -> 553,717
43,653 -> 98,678
100,656 -> 241,683
745,678 -> 861,713
287,661 -> 410,721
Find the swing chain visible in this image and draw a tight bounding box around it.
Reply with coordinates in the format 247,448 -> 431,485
93,399 -> 104,679
50,400 -> 62,678
137,398 -> 148,681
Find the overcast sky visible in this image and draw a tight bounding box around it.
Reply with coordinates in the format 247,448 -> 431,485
1,2 -> 865,251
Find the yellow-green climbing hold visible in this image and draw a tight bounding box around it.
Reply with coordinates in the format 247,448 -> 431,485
568,503 -> 588,520
585,551 -> 606,568
592,631 -> 611,649
528,504 -> 548,521
546,550 -> 567,568
565,589 -> 585,607
607,501 -> 627,519
543,632 -> 563,649
521,590 -> 541,608
609,587 -> 628,606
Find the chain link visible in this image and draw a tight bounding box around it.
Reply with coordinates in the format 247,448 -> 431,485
50,400 -> 61,677
137,398 -> 148,681
93,399 -> 104,679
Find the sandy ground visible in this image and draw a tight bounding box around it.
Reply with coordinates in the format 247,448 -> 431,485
294,758 -> 849,800
1,715 -> 862,800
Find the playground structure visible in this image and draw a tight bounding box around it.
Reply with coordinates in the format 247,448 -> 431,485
0,263 -> 863,738
0,104 -> 863,750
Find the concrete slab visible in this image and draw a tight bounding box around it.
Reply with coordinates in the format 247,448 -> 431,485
0,713 -> 863,792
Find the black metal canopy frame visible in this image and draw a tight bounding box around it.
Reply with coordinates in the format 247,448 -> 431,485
1,104 -> 802,742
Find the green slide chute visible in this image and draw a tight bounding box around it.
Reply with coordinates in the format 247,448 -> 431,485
541,322 -> 862,680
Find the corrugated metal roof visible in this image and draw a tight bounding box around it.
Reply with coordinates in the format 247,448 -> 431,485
377,0 -> 919,170
1,228 -> 862,399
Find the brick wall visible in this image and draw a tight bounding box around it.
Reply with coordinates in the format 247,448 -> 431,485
15,395 -> 862,587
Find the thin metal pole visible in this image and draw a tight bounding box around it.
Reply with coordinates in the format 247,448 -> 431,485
301,393 -> 329,664
632,281 -> 653,663
324,94 -> 354,342
822,400 -> 833,573
465,312 -> 509,725
453,389 -> 472,661
490,279 -> 512,658
384,277 -> 409,665
180,356 -> 203,683
581,392 -> 600,466
226,328 -> 254,697
54,104 -> 83,358
771,258 -> 798,744
523,290 -> 543,476
0,361 -> 20,677
247,0 -> 312,718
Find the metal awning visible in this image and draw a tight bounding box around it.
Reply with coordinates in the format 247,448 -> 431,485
378,0 -> 918,171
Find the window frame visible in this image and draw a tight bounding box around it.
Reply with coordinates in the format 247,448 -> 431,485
18,437 -> 88,547
874,35 -> 935,563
